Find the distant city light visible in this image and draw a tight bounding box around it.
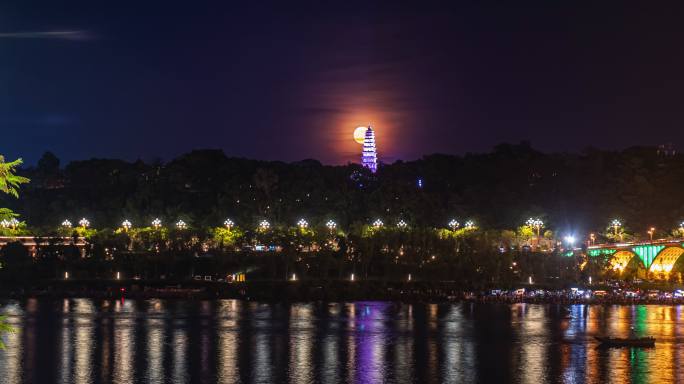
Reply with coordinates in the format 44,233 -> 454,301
350,273 -> 355,281
417,178 -> 423,188
564,235 -> 575,245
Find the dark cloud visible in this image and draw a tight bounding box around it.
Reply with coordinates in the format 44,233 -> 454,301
0,30 -> 93,41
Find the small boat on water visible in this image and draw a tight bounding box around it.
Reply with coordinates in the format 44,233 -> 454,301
595,336 -> 655,347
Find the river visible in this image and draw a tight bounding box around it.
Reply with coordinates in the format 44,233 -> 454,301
0,299 -> 680,383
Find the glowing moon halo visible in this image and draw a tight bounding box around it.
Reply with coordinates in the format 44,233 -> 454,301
353,126 -> 367,144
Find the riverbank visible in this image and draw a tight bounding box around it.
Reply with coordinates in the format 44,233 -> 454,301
1,279 -> 684,305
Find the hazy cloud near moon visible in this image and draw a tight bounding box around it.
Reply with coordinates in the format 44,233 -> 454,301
0,30 -> 93,41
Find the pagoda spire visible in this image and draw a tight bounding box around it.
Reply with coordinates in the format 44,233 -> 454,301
361,125 -> 377,173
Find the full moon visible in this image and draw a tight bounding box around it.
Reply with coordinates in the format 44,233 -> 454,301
353,126 -> 367,144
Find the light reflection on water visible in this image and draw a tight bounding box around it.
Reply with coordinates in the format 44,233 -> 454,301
2,300 -> 684,383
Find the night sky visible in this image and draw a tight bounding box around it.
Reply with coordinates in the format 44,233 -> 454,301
3,2 -> 684,165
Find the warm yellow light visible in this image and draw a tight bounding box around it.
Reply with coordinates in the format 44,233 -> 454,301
353,126 -> 367,144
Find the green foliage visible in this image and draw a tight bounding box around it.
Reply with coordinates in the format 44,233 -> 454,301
0,208 -> 18,222
0,221 -> 31,237
517,225 -> 535,239
0,156 -> 29,198
212,227 -> 245,249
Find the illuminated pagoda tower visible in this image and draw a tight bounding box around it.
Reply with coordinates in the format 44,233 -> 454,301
361,125 -> 378,173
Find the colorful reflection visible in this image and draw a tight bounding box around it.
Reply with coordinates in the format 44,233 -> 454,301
0,300 -> 681,383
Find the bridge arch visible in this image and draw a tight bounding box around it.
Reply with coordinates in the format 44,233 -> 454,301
609,250 -> 637,272
649,246 -> 684,274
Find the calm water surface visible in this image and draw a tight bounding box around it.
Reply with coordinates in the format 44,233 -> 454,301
0,299 -> 681,383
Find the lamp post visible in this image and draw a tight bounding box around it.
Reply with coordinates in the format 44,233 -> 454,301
79,218 -> 90,229
152,218 -> 162,229
121,220 -> 132,232
448,219 -> 459,231
526,218 -> 544,237
464,220 -> 475,230
396,220 -> 407,229
372,219 -> 383,229
176,220 -> 187,230
326,220 -> 337,233
589,233 -> 596,245
611,219 -> 622,239
648,227 -> 655,241
259,220 -> 270,231
224,219 -> 234,230
297,219 -> 308,229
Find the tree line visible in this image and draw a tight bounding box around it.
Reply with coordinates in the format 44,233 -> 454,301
1,142 -> 684,285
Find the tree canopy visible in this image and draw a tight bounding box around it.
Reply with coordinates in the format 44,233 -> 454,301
0,156 -> 29,198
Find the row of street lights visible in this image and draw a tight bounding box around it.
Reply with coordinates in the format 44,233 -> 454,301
52,217 -> 478,233
45,216 -> 684,242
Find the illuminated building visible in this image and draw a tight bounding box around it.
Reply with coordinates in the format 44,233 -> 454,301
361,125 -> 377,173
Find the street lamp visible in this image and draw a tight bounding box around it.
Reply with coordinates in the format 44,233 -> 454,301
4,218 -> 19,229
397,220 -> 408,229
589,233 -> 596,245
152,218 -> 162,229
297,218 -> 308,229
224,219 -> 234,229
648,227 -> 655,241
372,219 -> 384,229
79,218 -> 90,229
121,220 -> 132,232
679,222 -> 684,237
464,220 -> 476,230
176,220 -> 187,230
526,218 -> 544,237
259,220 -> 270,231
610,219 -> 622,237
61,220 -> 72,229
448,219 -> 459,231
326,220 -> 337,232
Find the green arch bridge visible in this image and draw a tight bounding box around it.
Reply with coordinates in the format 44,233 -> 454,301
587,240 -> 684,275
